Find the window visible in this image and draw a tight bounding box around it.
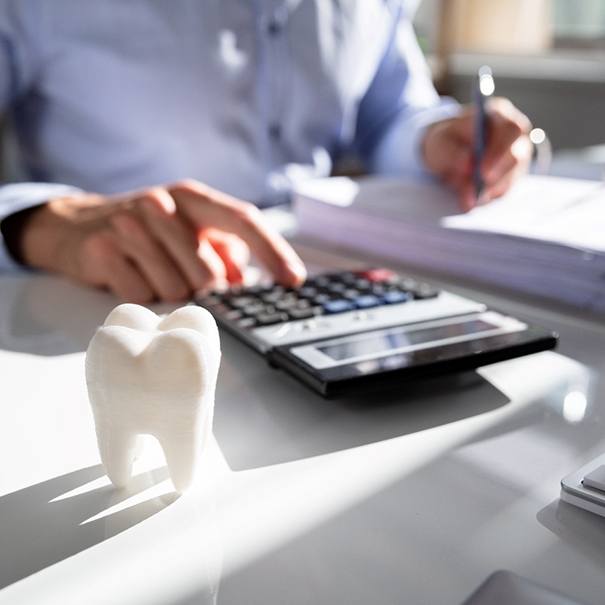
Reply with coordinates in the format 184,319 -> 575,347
414,0 -> 605,55
553,0 -> 605,50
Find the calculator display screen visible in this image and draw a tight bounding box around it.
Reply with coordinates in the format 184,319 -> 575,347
316,319 -> 496,362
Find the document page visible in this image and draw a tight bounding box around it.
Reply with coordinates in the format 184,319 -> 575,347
443,176 -> 605,252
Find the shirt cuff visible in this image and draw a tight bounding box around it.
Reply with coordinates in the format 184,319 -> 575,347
0,183 -> 83,272
369,98 -> 461,180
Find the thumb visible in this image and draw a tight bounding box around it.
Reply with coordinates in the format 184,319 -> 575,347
436,138 -> 472,180
424,120 -> 472,178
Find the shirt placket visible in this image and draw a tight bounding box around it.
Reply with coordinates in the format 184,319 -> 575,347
256,0 -> 291,204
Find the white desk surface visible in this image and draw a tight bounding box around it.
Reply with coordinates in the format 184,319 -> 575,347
0,237 -> 604,605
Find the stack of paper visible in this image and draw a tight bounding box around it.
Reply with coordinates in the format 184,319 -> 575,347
293,175 -> 605,312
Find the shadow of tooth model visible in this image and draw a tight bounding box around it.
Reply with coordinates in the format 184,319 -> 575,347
0,464 -> 174,589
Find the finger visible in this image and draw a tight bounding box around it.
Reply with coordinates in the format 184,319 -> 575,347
111,212 -> 190,301
80,232 -> 154,302
445,147 -> 473,182
440,109 -> 474,143
105,257 -> 156,303
196,237 -> 229,291
459,147 -> 524,208
170,180 -> 306,286
482,100 -> 532,181
482,167 -> 519,203
482,124 -> 521,182
484,148 -> 517,188
435,125 -> 494,211
423,118 -> 473,178
484,135 -> 532,187
457,179 -> 477,212
136,189 -> 220,291
207,230 -> 250,285
442,156 -> 476,211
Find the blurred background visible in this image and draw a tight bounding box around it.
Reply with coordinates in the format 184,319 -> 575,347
2,1 -> 604,182
413,0 -> 605,179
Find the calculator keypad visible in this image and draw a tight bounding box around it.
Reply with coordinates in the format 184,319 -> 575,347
196,269 -> 440,330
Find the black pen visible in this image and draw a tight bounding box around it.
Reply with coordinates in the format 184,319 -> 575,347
473,65 -> 495,203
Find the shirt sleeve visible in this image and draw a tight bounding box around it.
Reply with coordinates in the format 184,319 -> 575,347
0,2 -> 83,271
354,6 -> 461,180
0,183 -> 83,271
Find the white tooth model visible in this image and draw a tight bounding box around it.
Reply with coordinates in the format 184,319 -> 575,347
85,304 -> 221,494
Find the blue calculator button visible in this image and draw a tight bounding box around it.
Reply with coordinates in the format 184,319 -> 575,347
323,299 -> 355,314
354,295 -> 381,309
382,291 -> 411,304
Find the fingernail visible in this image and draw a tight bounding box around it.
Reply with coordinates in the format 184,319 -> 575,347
286,260 -> 307,284
212,277 -> 229,292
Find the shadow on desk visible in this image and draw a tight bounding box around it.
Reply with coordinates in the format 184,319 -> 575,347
0,465 -> 175,590
215,332 -> 511,470
0,275 -> 179,356
537,499 -> 605,569
0,275 -> 117,355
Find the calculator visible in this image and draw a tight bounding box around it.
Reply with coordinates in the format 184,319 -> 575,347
195,268 -> 557,397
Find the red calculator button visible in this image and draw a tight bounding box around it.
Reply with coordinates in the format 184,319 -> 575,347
356,268 -> 396,282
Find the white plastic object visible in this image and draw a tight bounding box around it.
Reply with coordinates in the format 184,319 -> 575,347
85,304 -> 221,493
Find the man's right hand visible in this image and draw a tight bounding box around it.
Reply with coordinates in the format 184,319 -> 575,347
19,179 -> 306,302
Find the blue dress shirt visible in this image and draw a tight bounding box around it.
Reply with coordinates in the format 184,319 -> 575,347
0,0 -> 458,270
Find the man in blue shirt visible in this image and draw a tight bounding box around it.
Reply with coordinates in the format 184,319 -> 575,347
0,1 -> 531,302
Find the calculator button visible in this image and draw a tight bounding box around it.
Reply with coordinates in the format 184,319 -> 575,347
293,299 -> 311,309
313,293 -> 332,305
370,284 -> 387,296
323,299 -> 355,314
288,308 -> 317,321
256,312 -> 289,326
224,309 -> 244,321
261,291 -> 284,304
230,296 -> 259,309
382,291 -> 410,304
275,297 -> 299,311
343,289 -> 360,300
312,276 -> 331,288
339,272 -> 358,285
354,295 -> 381,309
211,303 -> 231,315
357,268 -> 396,282
413,283 -> 440,299
327,282 -> 346,294
397,277 -> 419,292
354,278 -> 371,290
243,303 -> 266,316
237,317 -> 257,329
298,286 -> 318,299
196,294 -> 223,307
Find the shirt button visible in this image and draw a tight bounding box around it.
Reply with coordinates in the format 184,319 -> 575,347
267,19 -> 281,36
268,123 -> 281,140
